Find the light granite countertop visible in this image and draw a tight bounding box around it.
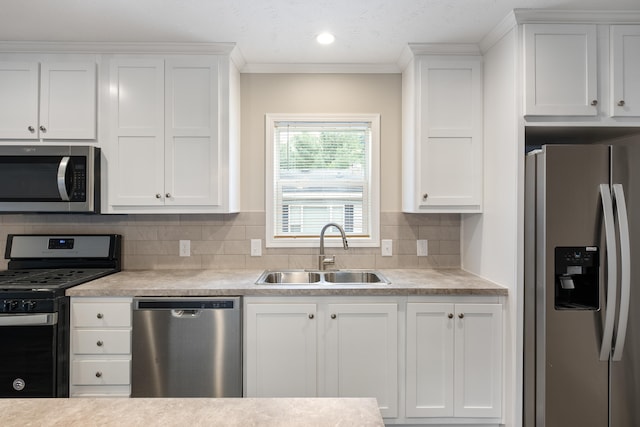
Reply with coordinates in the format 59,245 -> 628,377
0,397 -> 383,426
66,268 -> 507,297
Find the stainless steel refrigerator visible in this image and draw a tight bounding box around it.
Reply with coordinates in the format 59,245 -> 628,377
525,142 -> 640,427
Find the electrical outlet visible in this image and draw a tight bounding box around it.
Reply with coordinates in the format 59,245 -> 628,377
179,240 -> 190,257
417,239 -> 428,256
251,239 -> 262,257
381,239 -> 393,257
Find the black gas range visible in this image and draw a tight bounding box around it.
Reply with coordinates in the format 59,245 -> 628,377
0,234 -> 121,397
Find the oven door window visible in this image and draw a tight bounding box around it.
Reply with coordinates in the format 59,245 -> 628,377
0,156 -> 82,202
0,322 -> 56,397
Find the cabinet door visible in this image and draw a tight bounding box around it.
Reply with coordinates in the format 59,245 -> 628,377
324,303 -> 398,418
245,303 -> 317,397
39,62 -> 96,139
418,58 -> 482,211
165,57 -> 220,206
611,25 -> 640,117
454,304 -> 502,418
523,24 -> 598,116
109,59 -> 165,206
0,62 -> 38,139
406,303 -> 455,418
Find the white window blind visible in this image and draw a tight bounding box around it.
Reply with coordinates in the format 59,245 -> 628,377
266,114 -> 380,248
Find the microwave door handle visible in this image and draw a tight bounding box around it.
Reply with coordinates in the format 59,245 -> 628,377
57,156 -> 71,201
612,184 -> 631,361
599,184 -> 617,361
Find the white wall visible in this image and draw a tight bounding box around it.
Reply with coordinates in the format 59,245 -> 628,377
461,26 -> 523,427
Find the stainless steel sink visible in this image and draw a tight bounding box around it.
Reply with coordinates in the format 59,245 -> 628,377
255,270 -> 390,285
323,271 -> 386,283
258,271 -> 321,284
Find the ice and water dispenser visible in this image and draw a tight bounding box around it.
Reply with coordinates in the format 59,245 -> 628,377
554,246 -> 600,310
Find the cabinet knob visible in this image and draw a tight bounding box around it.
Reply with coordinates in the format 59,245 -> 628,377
165,193 -> 171,198
39,125 -> 47,133
96,313 -> 104,319
331,314 -> 337,319
27,126 -> 35,133
618,100 -> 626,107
308,314 -> 314,319
448,313 -> 454,319
96,340 -> 104,347
422,193 -> 428,201
458,313 -> 465,319
95,372 -> 102,378
155,193 -> 162,199
591,100 -> 598,106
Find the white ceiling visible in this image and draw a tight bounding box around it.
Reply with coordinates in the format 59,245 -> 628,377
2,0 -> 640,68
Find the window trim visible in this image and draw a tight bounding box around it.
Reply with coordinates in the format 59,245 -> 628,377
265,113 -> 380,248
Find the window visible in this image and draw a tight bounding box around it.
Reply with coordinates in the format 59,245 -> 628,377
266,114 -> 380,248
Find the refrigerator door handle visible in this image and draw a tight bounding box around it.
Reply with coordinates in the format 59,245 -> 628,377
599,184 -> 617,361
612,184 -> 631,361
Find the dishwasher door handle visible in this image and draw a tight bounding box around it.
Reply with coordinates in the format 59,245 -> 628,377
171,309 -> 202,318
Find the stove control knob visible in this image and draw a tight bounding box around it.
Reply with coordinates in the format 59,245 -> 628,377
22,301 -> 36,312
4,300 -> 19,311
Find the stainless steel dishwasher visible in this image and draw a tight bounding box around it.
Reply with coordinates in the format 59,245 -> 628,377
131,297 -> 242,397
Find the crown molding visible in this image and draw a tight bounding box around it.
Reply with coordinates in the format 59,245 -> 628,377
396,43 -> 482,71
240,62 -> 401,74
480,10 -> 518,53
0,41 -> 237,55
513,8 -> 640,24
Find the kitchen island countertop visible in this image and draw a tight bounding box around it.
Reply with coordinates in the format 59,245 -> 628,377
0,397 -> 383,426
66,268 -> 507,297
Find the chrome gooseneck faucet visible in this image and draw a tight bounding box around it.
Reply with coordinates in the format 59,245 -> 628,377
318,222 -> 349,270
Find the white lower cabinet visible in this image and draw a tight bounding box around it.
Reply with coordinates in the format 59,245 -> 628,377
69,297 -> 132,397
406,301 -> 503,422
244,297 -> 399,418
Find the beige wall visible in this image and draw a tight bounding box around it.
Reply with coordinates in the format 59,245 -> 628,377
240,73 -> 403,212
0,73 -> 460,271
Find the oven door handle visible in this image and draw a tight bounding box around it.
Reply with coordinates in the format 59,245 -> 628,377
57,156 -> 71,201
0,313 -> 58,326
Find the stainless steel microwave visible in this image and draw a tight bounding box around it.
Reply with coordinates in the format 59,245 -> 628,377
0,146 -> 100,213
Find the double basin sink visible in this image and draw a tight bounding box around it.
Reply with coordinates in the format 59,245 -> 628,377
256,270 -> 390,285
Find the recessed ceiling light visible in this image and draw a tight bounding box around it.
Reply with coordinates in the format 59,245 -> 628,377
316,32 -> 335,45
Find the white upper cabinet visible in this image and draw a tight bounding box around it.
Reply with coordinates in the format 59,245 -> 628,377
402,51 -> 483,213
106,54 -> 239,213
108,58 -> 165,207
0,61 -> 96,139
523,21 -> 640,121
523,24 -> 598,116
611,25 -> 640,117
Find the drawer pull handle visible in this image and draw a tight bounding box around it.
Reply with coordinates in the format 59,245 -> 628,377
591,99 -> 598,106
95,372 -> 102,378
458,313 -> 465,319
331,314 -> 337,319
448,313 -> 454,319
96,313 -> 104,319
618,100 -> 626,107
96,340 -> 104,347
308,314 -> 314,319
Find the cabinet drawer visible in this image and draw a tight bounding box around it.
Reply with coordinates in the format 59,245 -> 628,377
72,360 -> 130,385
72,329 -> 131,355
72,302 -> 131,327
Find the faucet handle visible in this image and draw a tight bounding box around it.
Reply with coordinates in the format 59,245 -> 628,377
319,254 -> 336,270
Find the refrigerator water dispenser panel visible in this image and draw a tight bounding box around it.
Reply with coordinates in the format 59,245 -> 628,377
554,246 -> 599,310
